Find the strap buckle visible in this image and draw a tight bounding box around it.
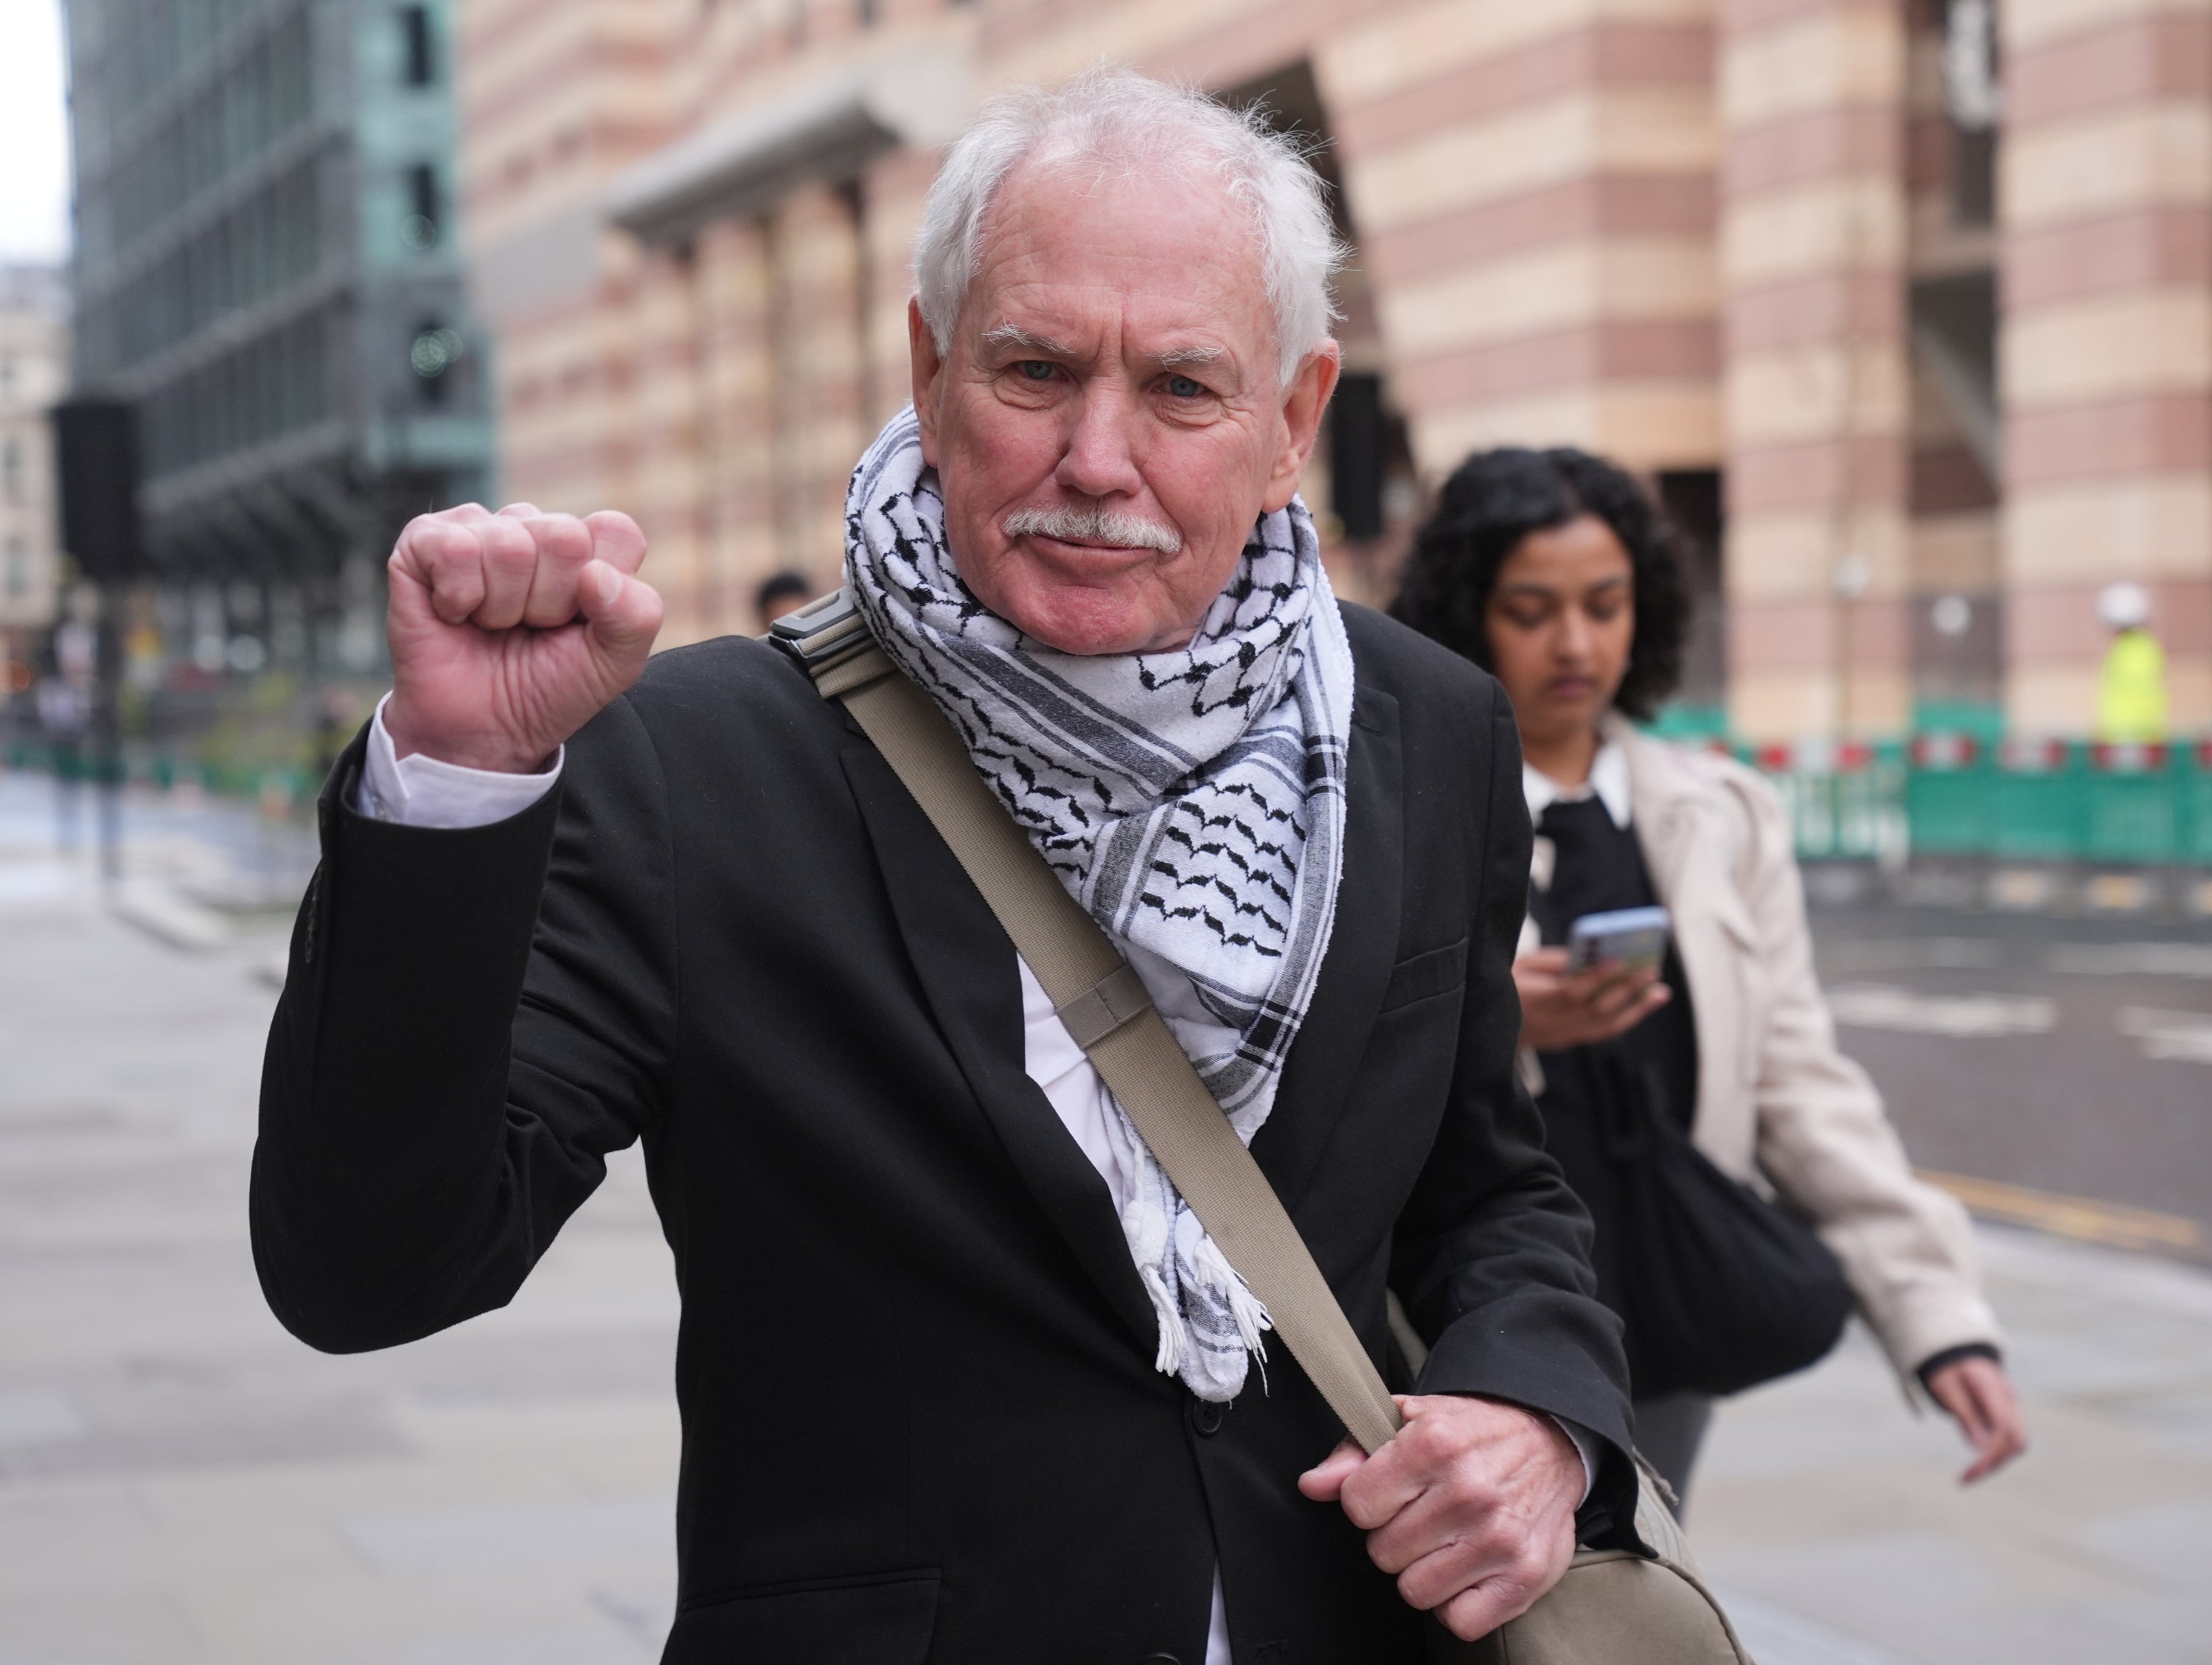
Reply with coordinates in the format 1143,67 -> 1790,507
1055,962 -> 1155,1049
770,588 -> 874,681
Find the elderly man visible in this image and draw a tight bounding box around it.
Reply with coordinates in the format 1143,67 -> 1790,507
253,71 -> 1634,1663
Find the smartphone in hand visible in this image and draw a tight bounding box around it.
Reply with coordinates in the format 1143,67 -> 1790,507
1566,905 -> 1672,975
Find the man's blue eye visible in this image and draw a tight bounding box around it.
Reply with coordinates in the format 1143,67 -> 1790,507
1166,375 -> 1206,398
1016,361 -> 1056,381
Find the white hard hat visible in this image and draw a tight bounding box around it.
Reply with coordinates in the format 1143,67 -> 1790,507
2098,580 -> 2151,629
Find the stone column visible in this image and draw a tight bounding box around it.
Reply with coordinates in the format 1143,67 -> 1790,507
765,182 -> 869,596
863,148 -> 939,432
1318,0 -> 1722,479
2000,0 -> 2212,734
1719,0 -> 1913,743
627,243 -> 709,645
695,218 -> 778,637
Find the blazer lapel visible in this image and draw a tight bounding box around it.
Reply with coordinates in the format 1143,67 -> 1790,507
1252,684 -> 1405,1212
837,737 -> 1162,1353
1617,721 -> 1696,905
1618,726 -> 1759,950
1618,726 -> 1760,1135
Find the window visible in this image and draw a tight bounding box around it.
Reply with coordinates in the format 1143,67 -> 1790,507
4,538 -> 26,598
404,162 -> 441,249
1656,470 -> 1728,717
1,438 -> 18,500
1329,375 -> 1386,541
400,7 -> 436,86
1943,0 -> 1998,226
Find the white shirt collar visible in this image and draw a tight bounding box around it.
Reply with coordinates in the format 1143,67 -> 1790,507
1523,738 -> 1633,831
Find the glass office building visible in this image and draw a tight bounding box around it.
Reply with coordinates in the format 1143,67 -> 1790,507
63,0 -> 492,672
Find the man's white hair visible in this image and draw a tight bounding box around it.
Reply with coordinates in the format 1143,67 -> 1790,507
913,67 -> 1346,388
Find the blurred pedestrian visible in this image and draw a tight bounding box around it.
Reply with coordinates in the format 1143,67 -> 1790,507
1392,445 -> 2028,1504
754,568 -> 813,630
2095,580 -> 2166,744
34,673 -> 86,849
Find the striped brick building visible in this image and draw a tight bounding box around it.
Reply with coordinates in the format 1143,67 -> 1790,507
456,0 -> 2211,743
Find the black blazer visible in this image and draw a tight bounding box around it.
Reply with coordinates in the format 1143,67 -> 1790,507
252,604 -> 1634,1665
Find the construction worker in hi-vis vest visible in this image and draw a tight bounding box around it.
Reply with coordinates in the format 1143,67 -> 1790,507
2096,581 -> 2168,745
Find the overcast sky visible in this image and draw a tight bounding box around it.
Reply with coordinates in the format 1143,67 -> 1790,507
0,0 -> 72,265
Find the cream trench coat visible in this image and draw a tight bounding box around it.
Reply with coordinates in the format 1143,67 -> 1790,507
1524,715 -> 2001,1384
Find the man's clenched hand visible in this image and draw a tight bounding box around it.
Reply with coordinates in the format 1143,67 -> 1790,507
1298,1394 -> 1581,1641
384,503 -> 664,773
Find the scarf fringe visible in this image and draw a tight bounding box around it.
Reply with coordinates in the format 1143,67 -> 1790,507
1125,1194 -> 1186,1376
1191,1230 -> 1273,1356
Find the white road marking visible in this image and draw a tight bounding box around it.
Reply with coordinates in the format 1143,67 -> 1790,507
1823,938 -> 2003,975
2116,1007 -> 2212,1066
2051,942 -> 2212,979
1826,983 -> 2057,1037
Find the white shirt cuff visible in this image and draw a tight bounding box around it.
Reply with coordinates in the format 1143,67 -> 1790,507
355,694 -> 563,830
1553,1415 -> 1601,1506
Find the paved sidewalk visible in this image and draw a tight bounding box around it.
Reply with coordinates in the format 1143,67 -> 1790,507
0,780 -> 678,1664
1700,1230 -> 2212,1665
1,773 -> 2206,1662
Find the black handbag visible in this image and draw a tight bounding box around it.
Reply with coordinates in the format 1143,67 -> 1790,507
1587,1046 -> 1854,1400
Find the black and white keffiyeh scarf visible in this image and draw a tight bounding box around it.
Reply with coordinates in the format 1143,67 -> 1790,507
843,407 -> 1355,1402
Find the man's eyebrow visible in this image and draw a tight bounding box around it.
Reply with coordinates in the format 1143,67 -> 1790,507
981,323 -> 1073,356
1157,344 -> 1228,368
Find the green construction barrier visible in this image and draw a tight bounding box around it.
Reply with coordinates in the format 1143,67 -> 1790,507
1837,745 -> 1907,860
1647,701 -> 1730,743
1749,745 -> 1907,863
1730,734 -> 2212,867
1904,756 -> 1993,855
2184,745 -> 2212,861
1989,743 -> 2087,861
2083,747 -> 2181,863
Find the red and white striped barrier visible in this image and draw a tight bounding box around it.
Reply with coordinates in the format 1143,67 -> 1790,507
1753,739 -> 1875,774
1910,733 -> 1980,770
1999,736 -> 2070,773
2090,742 -> 2169,774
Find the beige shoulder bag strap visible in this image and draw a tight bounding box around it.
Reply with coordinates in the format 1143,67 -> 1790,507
776,590 -> 1399,1454
773,591 -> 1753,1665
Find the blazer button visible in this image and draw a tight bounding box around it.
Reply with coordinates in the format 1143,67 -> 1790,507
1141,1655 -> 1183,1664
1189,1398 -> 1225,1436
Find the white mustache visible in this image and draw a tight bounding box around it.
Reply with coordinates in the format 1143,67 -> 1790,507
1003,504 -> 1183,555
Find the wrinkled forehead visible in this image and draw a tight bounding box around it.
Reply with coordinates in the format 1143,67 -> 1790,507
966,157 -> 1273,341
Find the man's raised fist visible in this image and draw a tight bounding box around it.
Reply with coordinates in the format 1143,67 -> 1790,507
383,502 -> 664,774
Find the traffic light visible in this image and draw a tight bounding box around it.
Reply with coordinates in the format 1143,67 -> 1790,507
51,398 -> 147,582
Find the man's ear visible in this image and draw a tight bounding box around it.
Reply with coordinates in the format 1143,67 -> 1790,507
910,298 -> 945,466
1261,341 -> 1342,515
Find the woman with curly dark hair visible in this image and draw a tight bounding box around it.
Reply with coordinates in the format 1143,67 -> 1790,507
1393,447 -> 2025,1504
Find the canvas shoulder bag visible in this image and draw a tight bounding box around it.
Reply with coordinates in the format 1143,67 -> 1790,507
773,591 -> 1756,1665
